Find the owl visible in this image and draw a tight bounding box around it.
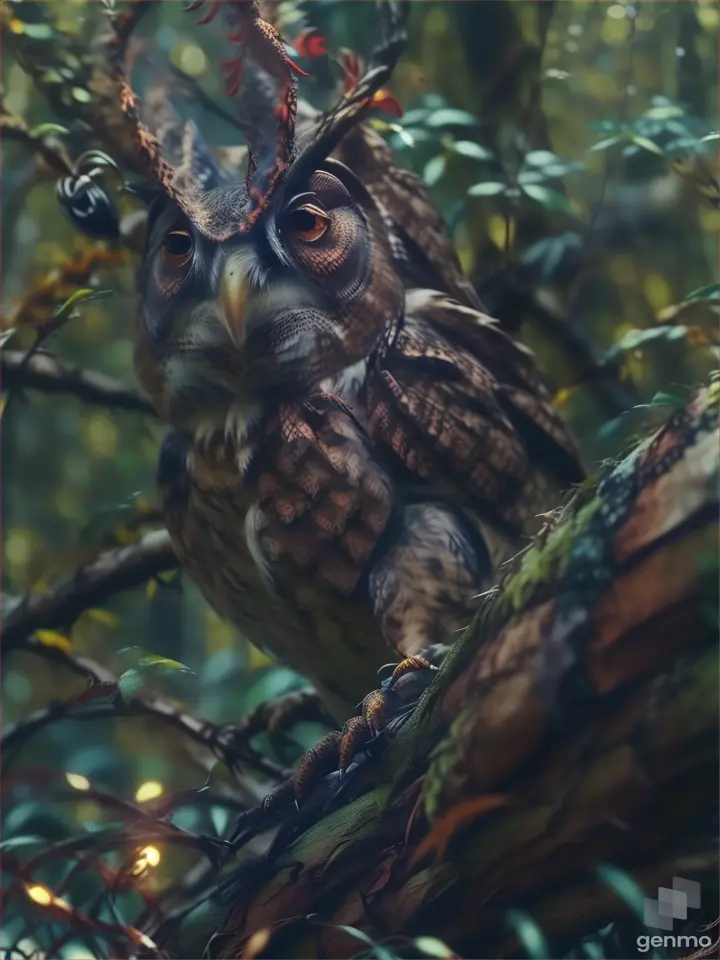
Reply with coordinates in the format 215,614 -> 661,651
107,0 -> 583,779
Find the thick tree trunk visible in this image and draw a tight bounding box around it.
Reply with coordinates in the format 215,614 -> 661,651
211,385 -> 719,960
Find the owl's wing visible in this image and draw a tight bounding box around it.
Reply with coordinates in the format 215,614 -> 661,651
367,289 -> 585,536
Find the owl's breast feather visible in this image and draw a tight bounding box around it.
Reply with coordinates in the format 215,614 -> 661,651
158,424 -> 394,722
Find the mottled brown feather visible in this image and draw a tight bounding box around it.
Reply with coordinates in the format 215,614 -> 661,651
367,289 -> 584,534
255,398 -> 394,597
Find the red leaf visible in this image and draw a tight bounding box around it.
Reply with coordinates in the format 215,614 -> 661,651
293,29 -> 328,59
371,89 -> 404,118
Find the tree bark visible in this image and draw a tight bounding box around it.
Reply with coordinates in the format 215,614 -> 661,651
208,385 -> 719,960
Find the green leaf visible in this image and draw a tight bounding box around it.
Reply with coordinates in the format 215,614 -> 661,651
580,938 -> 608,958
23,23 -> 53,40
335,926 -> 375,948
542,160 -> 585,177
597,390 -> 685,440
700,132 -> 720,143
0,328 -> 18,351
425,108 -> 478,128
505,910 -> 551,959
605,325 -> 688,361
644,104 -> 685,121
30,122 -> 70,139
423,155 -> 447,187
521,184 -> 573,214
467,180 -> 507,197
397,108 -> 428,127
518,170 -> 546,185
137,654 -> 195,674
629,134 -> 665,156
588,136 -> 622,152
0,835 -> 46,851
451,140 -> 493,161
643,390 -> 686,408
117,668 -> 144,701
117,646 -> 194,675
414,937 -> 456,959
525,149 -> 557,166
683,282 -> 720,303
53,288 -> 114,322
595,863 -> 647,921
329,926 -> 398,960
245,666 -> 309,712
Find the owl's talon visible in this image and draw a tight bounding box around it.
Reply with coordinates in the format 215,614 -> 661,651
338,715 -> 375,775
293,729 -> 341,806
282,652 -> 442,811
388,655 -> 438,688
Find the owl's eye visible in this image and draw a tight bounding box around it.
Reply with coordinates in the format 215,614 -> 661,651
162,229 -> 194,268
285,204 -> 330,243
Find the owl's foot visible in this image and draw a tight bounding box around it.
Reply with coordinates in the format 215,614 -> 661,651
293,654 -> 441,806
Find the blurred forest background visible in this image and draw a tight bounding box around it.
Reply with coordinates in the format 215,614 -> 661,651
1,1 -> 718,958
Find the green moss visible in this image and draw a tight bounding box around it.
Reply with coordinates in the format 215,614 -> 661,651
501,497 -> 602,616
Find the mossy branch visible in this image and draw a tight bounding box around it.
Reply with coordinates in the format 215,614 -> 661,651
210,385 -> 719,960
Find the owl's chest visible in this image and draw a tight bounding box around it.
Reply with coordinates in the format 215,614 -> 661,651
164,449 -> 391,721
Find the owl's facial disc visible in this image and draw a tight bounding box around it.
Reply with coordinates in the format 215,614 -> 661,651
135,167 -> 403,437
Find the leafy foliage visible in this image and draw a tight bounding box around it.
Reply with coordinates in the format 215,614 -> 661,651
1,1 -> 718,958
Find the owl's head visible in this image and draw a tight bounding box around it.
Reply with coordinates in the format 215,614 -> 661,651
117,1 -> 406,437
135,159 -> 402,435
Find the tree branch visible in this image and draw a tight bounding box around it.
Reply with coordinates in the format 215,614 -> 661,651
0,101 -> 73,177
1,530 -> 178,649
1,349 -> 156,415
2,636 -> 290,783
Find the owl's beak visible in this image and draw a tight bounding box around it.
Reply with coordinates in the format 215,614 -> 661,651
219,255 -> 251,347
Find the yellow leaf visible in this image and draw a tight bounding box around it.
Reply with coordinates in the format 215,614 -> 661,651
487,214 -> 515,251
643,273 -> 673,313
553,386 -> 574,408
156,569 -> 179,585
247,644 -> 275,669
146,579 -> 158,599
132,495 -> 155,515
135,780 -> 164,803
66,772 -> 91,791
34,630 -> 72,653
115,525 -> 139,545
243,928 -> 272,960
84,608 -> 119,628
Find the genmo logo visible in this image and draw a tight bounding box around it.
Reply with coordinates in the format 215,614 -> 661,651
637,877 -> 712,954
637,934 -> 714,954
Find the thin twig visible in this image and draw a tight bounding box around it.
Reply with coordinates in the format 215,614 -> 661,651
0,106 -> 73,177
1,349 -> 157,415
1,639 -> 291,782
